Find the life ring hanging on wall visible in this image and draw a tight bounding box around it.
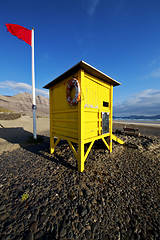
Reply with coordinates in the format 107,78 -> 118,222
66,78 -> 81,105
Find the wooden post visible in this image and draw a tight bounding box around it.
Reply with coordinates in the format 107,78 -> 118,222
49,88 -> 54,154
109,85 -> 113,153
78,69 -> 85,172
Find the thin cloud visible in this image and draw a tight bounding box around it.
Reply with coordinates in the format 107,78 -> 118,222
88,0 -> 100,16
0,81 -> 49,98
82,0 -> 101,17
114,89 -> 160,116
142,65 -> 160,80
150,67 -> 160,78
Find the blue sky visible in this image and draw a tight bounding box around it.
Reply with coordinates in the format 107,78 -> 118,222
0,0 -> 160,116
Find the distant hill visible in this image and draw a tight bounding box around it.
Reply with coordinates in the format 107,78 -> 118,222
114,115 -> 160,120
0,92 -> 49,117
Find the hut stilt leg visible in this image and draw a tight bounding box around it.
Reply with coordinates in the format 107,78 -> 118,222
78,142 -> 84,172
109,134 -> 112,153
50,133 -> 54,154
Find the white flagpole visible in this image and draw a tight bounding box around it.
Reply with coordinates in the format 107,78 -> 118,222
31,27 -> 37,140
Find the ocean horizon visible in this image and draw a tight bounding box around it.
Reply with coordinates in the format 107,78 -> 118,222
113,118 -> 160,125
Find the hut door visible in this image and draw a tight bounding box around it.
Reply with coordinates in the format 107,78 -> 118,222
102,112 -> 109,134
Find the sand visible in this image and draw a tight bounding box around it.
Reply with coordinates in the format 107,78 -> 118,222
0,116 -> 50,154
0,116 -> 160,154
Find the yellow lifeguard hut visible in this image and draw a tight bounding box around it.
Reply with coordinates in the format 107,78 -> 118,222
44,61 -> 124,172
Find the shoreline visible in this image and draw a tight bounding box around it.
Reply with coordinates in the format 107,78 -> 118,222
113,119 -> 160,127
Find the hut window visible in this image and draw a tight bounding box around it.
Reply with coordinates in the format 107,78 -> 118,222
103,101 -> 109,107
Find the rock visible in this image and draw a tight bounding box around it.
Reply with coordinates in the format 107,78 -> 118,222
82,189 -> 91,197
0,205 -> 5,211
85,230 -> 91,238
0,213 -> 8,221
67,230 -> 73,239
91,222 -> 99,233
5,235 -> 13,240
125,214 -> 130,223
23,231 -> 34,240
53,223 -> 59,238
35,231 -> 44,239
3,220 -> 12,230
39,215 -> 49,225
78,206 -> 88,217
30,213 -> 38,222
60,227 -> 67,237
77,222 -> 82,231
132,233 -> 141,240
30,221 -> 38,234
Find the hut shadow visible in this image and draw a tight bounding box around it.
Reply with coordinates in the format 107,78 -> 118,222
0,125 -> 33,144
0,125 -> 76,170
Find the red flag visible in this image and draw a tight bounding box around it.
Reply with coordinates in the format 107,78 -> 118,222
5,23 -> 32,46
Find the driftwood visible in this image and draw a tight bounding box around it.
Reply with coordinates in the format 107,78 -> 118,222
123,127 -> 140,137
115,127 -> 140,137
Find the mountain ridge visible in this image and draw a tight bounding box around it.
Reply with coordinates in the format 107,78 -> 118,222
114,115 -> 160,120
0,92 -> 49,117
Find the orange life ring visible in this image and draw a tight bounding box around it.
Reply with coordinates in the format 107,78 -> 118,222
66,78 -> 81,105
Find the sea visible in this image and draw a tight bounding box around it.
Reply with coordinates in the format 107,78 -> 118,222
113,118 -> 160,125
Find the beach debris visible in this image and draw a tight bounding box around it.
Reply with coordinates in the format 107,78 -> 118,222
115,127 -> 140,136
21,192 -> 29,202
123,127 -> 140,137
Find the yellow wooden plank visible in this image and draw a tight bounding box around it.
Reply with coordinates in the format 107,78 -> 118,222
52,112 -> 78,120
54,137 -> 61,148
84,119 -> 100,123
52,126 -> 78,134
85,73 -> 110,89
84,140 -> 95,162
52,133 -> 78,143
52,128 -> 78,140
84,133 -> 110,144
52,118 -> 78,123
112,134 -> 124,145
84,108 -> 99,112
52,109 -> 78,113
68,140 -> 78,160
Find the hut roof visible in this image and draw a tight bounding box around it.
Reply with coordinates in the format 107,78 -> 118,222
43,60 -> 121,89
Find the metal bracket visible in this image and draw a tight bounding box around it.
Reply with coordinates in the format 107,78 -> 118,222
32,104 -> 37,110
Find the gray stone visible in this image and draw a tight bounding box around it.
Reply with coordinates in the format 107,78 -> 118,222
0,213 -> 8,221
0,205 -> 5,211
35,231 -> 44,239
85,230 -> 91,238
60,227 -> 67,237
67,230 -> 73,239
78,206 -> 88,217
91,222 -> 99,233
30,221 -> 38,234
30,213 -> 37,222
5,235 -> 12,240
39,215 -> 49,225
24,231 -> 34,240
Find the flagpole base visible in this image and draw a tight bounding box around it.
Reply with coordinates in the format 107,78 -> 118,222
32,106 -> 37,140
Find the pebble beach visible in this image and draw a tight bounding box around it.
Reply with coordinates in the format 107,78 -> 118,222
0,117 -> 159,240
